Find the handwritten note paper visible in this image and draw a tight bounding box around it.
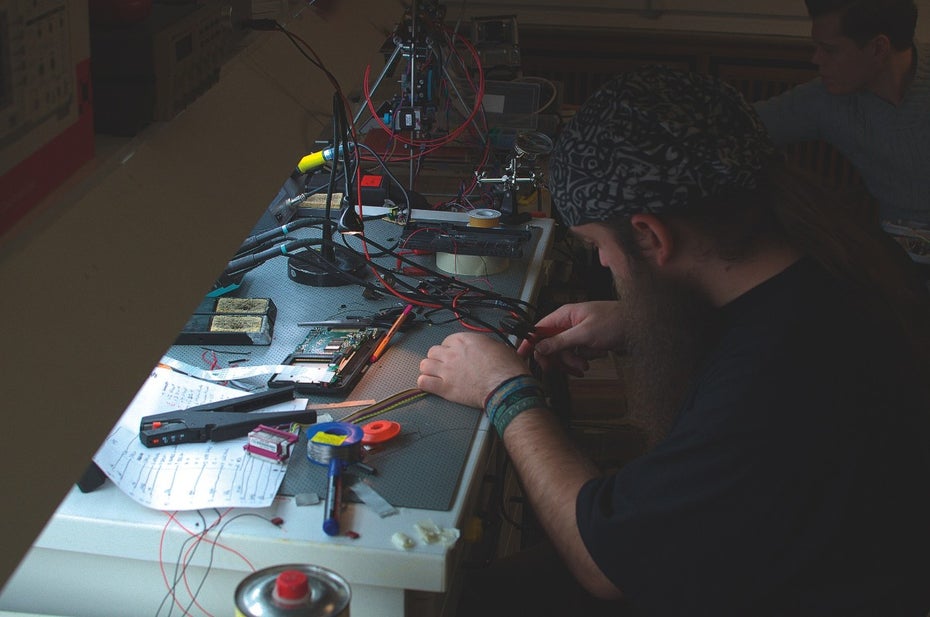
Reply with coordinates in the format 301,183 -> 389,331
92,366 -> 300,510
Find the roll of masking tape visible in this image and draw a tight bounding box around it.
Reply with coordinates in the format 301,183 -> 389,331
435,252 -> 509,276
467,209 -> 501,228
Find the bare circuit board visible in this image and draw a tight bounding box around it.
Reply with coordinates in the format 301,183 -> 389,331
268,326 -> 382,394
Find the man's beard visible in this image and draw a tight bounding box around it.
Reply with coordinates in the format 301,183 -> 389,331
614,262 -> 721,449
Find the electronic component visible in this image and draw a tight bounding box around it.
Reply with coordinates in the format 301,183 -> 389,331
175,297 -> 277,345
293,171 -> 391,213
269,326 -> 382,394
244,424 -> 300,463
471,15 -> 522,79
394,106 -> 423,131
89,0 -> 240,135
400,220 -> 531,257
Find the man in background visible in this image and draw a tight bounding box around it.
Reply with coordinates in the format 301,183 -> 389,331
754,0 -> 930,265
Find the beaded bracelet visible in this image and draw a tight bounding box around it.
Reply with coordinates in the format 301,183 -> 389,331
484,374 -> 549,437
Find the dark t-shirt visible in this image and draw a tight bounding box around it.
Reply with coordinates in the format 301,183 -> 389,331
577,258 -> 930,616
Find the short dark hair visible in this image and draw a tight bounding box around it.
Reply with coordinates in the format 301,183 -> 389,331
805,0 -> 918,50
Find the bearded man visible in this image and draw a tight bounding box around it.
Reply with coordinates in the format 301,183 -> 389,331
417,65 -> 930,616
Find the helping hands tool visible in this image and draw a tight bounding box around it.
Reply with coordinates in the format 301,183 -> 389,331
139,384 -> 316,447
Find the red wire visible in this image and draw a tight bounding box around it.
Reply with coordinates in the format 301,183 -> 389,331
158,509 -> 255,616
451,287 -> 493,333
351,26 -> 488,304
361,27 -> 484,150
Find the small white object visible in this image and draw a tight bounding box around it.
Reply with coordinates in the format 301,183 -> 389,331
435,252 -> 509,276
414,519 -> 461,547
438,527 -> 461,547
414,520 -> 442,544
391,532 -> 415,550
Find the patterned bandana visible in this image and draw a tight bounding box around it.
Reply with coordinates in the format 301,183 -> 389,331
549,65 -> 776,227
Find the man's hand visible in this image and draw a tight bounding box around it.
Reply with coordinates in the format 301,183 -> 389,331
418,332 -> 529,408
518,301 -> 625,374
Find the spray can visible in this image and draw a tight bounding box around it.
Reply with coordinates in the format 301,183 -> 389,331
234,564 -> 351,617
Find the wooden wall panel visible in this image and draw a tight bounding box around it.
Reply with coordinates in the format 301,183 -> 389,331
519,26 -> 862,189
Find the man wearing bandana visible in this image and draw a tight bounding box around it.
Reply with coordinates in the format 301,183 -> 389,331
417,66 -> 930,616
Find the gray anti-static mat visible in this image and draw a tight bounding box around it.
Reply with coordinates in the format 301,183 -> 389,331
278,323 -> 483,511
165,217 -> 542,511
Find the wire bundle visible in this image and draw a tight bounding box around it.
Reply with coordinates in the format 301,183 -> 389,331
342,388 -> 428,425
240,16 -> 540,346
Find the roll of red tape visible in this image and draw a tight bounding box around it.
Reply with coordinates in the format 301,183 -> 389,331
360,420 -> 401,444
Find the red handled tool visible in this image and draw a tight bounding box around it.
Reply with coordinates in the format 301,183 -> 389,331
499,316 -> 563,347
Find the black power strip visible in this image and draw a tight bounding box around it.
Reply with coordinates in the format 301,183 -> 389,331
400,221 -> 531,257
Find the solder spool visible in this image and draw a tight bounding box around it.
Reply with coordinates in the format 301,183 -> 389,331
437,208 -> 509,276
467,208 -> 501,228
306,422 -> 364,467
435,251 -> 509,276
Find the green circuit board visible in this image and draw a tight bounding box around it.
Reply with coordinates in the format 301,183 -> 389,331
269,326 -> 382,394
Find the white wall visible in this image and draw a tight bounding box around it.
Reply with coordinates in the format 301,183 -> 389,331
0,0 -> 402,589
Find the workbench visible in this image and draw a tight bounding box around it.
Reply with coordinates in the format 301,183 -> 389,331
0,207 -> 553,617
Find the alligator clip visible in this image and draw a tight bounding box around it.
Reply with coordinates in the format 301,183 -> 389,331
499,315 -> 563,347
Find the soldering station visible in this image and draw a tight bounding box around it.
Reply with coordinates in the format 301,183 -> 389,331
6,0 -> 926,615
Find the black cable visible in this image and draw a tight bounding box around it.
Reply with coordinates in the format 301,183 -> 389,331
266,21 -> 343,96
359,234 -> 507,301
224,237 -> 323,278
358,233 -> 535,320
231,218 -> 324,260
155,510 -> 209,617
342,235 -> 535,344
288,233 -> 527,343
288,244 -> 385,291
238,16 -> 535,338
156,509 -> 281,617
180,511 -> 276,616
311,92 -> 344,267
354,141 -> 413,223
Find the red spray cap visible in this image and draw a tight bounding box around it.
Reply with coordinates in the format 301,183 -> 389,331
273,570 -> 310,605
